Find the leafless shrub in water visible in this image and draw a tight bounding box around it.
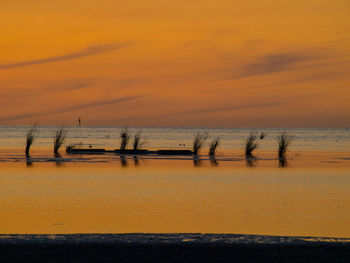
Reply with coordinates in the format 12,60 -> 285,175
245,133 -> 258,157
209,137 -> 220,156
120,127 -> 130,153
277,131 -> 293,159
133,130 -> 147,150
54,128 -> 66,154
193,131 -> 208,155
25,124 -> 38,155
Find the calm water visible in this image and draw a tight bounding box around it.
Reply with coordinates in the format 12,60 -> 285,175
0,126 -> 349,237
0,126 -> 349,152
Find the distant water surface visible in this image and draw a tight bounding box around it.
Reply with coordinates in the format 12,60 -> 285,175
0,126 -> 349,152
0,161 -> 350,237
0,126 -> 349,237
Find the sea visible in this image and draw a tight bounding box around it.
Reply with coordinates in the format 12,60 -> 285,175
0,126 -> 349,152
0,126 -> 349,238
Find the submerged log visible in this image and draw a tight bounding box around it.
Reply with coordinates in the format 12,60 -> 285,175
157,150 -> 193,155
66,147 -> 106,153
114,149 -> 149,155
66,147 -> 193,156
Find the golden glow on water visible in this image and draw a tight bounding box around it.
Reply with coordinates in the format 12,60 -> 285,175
1,159 -> 350,237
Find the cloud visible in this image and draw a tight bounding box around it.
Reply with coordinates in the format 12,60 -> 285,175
0,81 -> 91,100
0,76 -> 148,102
55,96 -> 144,114
234,52 -> 313,78
226,40 -> 349,80
116,100 -> 288,123
163,40 -> 347,86
166,101 -> 287,117
0,43 -> 128,70
0,95 -> 144,122
185,101 -> 287,115
153,50 -> 318,85
219,71 -> 341,92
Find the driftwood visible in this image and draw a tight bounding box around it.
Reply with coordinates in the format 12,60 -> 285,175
66,147 -> 193,156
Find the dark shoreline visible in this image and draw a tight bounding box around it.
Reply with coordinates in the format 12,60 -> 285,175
1,233 -> 350,262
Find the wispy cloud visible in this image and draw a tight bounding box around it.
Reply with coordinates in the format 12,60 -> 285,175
217,71 -> 341,93
0,43 -> 128,70
164,101 -> 287,118
152,50 -> 319,85
0,81 -> 91,100
226,40 -> 350,80
55,96 -> 144,114
101,97 -> 289,123
118,100 -> 288,123
0,95 -> 144,122
234,52 -> 313,78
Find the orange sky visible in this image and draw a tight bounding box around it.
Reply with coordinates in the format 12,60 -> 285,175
0,0 -> 349,127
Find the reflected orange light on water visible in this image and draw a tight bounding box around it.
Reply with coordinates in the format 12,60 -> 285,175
0,160 -> 349,237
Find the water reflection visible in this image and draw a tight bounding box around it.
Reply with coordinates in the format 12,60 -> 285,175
2,159 -> 349,236
25,154 -> 33,167
133,156 -> 139,166
279,158 -> 288,168
193,157 -> 202,167
210,156 -> 219,166
120,156 -> 128,167
246,157 -> 257,167
54,153 -> 64,167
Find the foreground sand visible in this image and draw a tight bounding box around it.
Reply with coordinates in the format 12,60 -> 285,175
0,234 -> 350,263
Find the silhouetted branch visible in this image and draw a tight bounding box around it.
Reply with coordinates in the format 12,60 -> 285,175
193,132 -> 208,155
25,124 -> 38,156
277,131 -> 293,159
120,127 -> 130,153
209,137 -> 220,156
54,128 -> 66,154
133,130 -> 147,150
245,133 -> 258,157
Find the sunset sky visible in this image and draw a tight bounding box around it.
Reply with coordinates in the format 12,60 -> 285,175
0,0 -> 349,127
